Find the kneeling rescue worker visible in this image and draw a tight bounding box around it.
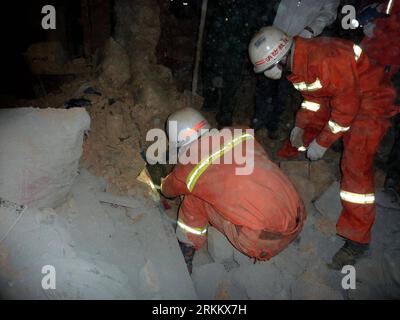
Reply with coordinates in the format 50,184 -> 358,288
160,107 -> 306,273
249,26 -> 399,269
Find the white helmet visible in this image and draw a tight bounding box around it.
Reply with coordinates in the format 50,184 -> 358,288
167,108 -> 210,148
249,26 -> 293,79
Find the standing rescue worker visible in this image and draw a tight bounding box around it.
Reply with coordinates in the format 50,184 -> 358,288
161,108 -> 306,273
252,0 -> 340,137
249,27 -> 398,269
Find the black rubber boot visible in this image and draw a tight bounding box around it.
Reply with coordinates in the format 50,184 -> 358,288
328,239 -> 369,270
178,241 -> 196,274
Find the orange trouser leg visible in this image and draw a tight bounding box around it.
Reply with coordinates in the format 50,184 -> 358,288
176,195 -> 209,249
337,119 -> 390,244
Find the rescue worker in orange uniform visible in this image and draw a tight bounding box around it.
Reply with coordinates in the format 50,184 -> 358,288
160,108 -> 306,273
249,26 -> 398,269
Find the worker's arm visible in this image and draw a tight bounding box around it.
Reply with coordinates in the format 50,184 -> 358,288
161,169 -> 189,198
316,59 -> 361,148
307,0 -> 340,36
295,96 -> 330,130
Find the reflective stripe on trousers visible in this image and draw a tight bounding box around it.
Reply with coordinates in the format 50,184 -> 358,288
340,190 -> 375,204
177,219 -> 208,236
186,133 -> 254,192
328,120 -> 351,134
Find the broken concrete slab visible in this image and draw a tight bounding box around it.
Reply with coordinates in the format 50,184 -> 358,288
288,175 -> 317,207
0,170 -> 197,299
191,263 -> 229,300
231,263 -> 291,299
279,160 -> 310,179
313,181 -> 342,220
214,279 -> 249,300
95,191 -> 152,209
291,271 -> 344,300
271,243 -> 310,278
310,160 -> 338,196
233,248 -> 254,267
207,227 -> 234,263
192,245 -> 213,270
0,107 -> 90,209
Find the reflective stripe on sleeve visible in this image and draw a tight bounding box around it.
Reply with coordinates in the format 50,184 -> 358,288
177,220 -> 208,236
340,190 -> 375,204
353,44 -> 363,62
301,100 -> 321,112
186,133 -> 254,192
328,120 -> 351,134
293,78 -> 323,92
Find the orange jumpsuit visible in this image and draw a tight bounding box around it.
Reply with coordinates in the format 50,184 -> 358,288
161,129 -> 306,260
283,37 -> 398,244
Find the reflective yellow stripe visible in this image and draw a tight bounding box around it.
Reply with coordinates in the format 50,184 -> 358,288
301,100 -> 321,112
386,0 -> 394,14
186,133 -> 254,192
340,191 -> 375,204
293,78 -> 323,92
298,146 -> 307,152
177,220 -> 208,236
353,44 -> 363,62
328,120 -> 351,134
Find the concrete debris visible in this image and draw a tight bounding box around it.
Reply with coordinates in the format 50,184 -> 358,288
287,175 -> 317,208
291,271 -> 344,300
309,160 -> 338,195
233,248 -> 254,267
24,42 -> 90,75
191,263 -> 229,300
280,160 -> 338,206
0,170 -> 197,299
207,227 -> 234,263
24,42 -> 66,75
0,107 -> 90,209
95,191 -> 151,209
231,263 -> 291,300
98,38 -> 131,89
313,182 -> 342,220
192,245 -> 213,269
280,160 -> 310,178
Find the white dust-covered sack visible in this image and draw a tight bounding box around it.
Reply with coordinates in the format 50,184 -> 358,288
0,107 -> 90,208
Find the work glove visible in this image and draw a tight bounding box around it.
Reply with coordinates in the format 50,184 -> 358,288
307,140 -> 328,161
290,127 -> 305,149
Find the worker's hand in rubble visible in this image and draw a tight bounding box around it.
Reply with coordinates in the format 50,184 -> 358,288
290,127 -> 305,149
307,140 -> 328,161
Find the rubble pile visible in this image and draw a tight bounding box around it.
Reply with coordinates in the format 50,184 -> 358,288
13,0 -> 200,195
